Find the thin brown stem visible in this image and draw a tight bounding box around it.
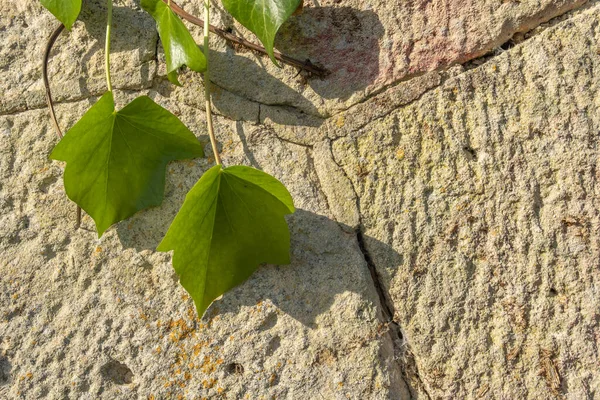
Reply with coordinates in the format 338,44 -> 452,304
163,0 -> 328,77
43,23 -> 65,139
43,23 -> 82,229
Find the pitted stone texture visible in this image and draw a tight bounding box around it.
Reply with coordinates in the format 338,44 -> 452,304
0,0 -> 157,115
2,0 -> 600,399
0,94 -> 407,399
332,8 -> 600,399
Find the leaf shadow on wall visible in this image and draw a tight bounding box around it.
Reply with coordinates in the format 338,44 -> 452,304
210,209 -> 402,328
154,49 -> 325,128
117,203 -> 401,327
203,6 -> 383,121
276,6 -> 384,102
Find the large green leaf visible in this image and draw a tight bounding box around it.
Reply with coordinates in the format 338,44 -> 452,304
50,91 -> 204,236
221,0 -> 302,64
40,0 -> 82,30
141,0 -> 207,85
158,165 -> 295,317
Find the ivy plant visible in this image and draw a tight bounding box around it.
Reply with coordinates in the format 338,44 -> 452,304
40,0 -> 311,318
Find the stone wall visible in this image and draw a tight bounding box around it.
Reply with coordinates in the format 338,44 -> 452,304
1,0 -> 599,398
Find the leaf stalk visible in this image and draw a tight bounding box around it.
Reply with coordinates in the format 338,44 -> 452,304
203,0 -> 221,166
105,0 -> 113,93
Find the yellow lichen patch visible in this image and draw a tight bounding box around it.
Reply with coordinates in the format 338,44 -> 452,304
168,319 -> 196,343
395,148 -> 405,160
221,139 -> 237,155
336,115 -> 346,127
200,355 -> 217,374
193,341 -> 208,356
202,378 -> 217,389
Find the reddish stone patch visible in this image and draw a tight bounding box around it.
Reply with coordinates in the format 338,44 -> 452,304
278,0 -> 585,103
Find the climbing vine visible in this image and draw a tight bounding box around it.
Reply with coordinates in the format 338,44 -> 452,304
40,0 -> 323,317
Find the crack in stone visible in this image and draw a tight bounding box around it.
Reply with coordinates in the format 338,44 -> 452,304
356,227 -> 434,400
209,81 -> 328,121
266,128 -> 314,149
323,140 -> 423,399
355,230 -> 395,324
257,135 -> 425,400
0,96 -> 101,117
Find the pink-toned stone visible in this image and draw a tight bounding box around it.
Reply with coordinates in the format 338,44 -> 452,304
275,0 -> 587,112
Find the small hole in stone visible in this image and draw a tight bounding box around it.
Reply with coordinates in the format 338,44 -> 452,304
101,360 -> 133,385
226,363 -> 244,375
500,39 -> 514,50
0,355 -> 12,385
463,146 -> 477,158
549,288 -> 558,296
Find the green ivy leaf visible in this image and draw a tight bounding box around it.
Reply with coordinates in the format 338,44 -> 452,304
141,0 -> 207,85
221,0 -> 302,64
40,0 -> 82,30
158,165 -> 295,317
50,91 -> 204,237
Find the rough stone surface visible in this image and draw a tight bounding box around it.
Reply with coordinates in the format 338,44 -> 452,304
332,7 -> 600,399
1,0 -> 600,399
0,93 -> 407,399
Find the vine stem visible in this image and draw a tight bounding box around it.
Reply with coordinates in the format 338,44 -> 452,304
105,0 -> 113,93
43,24 -> 65,140
163,0 -> 327,77
203,0 -> 221,166
43,23 -> 82,229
